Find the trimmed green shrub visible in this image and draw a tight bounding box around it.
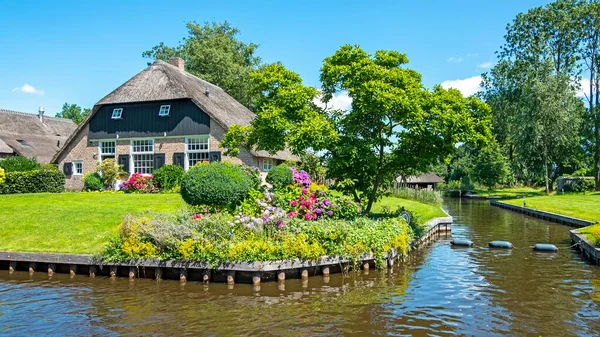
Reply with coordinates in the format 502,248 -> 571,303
181,162 -> 253,208
266,164 -> 293,189
84,172 -> 103,191
152,165 -> 184,191
0,156 -> 40,172
0,168 -> 65,194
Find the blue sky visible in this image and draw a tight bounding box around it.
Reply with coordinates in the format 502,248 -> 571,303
0,0 -> 552,116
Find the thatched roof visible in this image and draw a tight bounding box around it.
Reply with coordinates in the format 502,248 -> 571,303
396,172 -> 444,184
0,109 -> 77,163
252,149 -> 300,162
53,59 -> 297,163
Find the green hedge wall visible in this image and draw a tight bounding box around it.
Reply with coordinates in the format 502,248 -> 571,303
0,169 -> 65,194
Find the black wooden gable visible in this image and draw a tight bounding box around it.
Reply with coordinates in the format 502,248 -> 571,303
88,99 -> 210,140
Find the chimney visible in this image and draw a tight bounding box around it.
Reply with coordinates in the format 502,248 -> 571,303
38,106 -> 44,123
169,57 -> 185,71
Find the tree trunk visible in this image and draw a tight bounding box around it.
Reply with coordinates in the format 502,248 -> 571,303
365,145 -> 385,214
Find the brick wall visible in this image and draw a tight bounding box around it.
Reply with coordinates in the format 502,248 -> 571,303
56,119 -> 264,191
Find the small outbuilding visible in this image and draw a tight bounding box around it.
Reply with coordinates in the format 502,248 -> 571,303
395,173 -> 444,190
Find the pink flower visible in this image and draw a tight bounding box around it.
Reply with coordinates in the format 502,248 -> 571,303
302,188 -> 308,194
287,211 -> 298,218
304,213 -> 312,220
290,200 -> 297,207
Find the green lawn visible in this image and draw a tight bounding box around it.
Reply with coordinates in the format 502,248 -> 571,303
470,186 -> 545,197
0,193 -> 184,254
503,193 -> 600,223
372,196 -> 447,223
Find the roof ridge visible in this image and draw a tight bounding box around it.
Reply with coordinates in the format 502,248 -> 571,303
0,108 -> 74,122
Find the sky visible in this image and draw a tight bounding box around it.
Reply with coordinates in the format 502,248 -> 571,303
0,0 -> 553,116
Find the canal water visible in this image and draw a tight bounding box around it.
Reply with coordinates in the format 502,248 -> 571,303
1,199 -> 599,336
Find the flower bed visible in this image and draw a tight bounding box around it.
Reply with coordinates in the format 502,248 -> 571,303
99,164 -> 415,268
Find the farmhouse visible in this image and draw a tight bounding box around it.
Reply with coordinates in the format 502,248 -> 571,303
0,108 -> 76,162
53,58 -> 298,190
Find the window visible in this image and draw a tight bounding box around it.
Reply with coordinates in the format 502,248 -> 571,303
99,141 -> 116,162
131,139 -> 154,174
185,136 -> 209,169
263,158 -> 274,172
158,105 -> 171,117
111,108 -> 123,119
73,161 -> 83,175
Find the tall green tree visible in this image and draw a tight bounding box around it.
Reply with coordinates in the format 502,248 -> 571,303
55,103 -> 90,125
471,141 -> 510,192
143,21 -> 262,109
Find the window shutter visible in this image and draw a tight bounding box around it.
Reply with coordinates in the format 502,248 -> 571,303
154,153 -> 166,170
63,162 -> 73,176
209,151 -> 222,163
173,152 -> 184,168
118,154 -> 129,174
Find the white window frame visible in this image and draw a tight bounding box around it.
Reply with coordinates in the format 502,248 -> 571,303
158,105 -> 171,117
263,158 -> 275,172
185,136 -> 210,171
130,139 -> 155,175
111,108 -> 123,119
73,160 -> 83,176
98,140 -> 116,164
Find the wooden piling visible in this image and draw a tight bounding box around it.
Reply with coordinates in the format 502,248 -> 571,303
179,268 -> 187,283
363,262 -> 370,271
28,262 -> 36,274
89,265 -> 97,278
321,266 -> 330,276
301,269 -> 309,280
226,271 -> 235,285
110,266 -> 118,278
202,270 -> 211,284
277,271 -> 285,283
155,268 -> 163,280
69,264 -> 77,277
48,263 -> 56,277
9,261 -> 16,274
252,272 -> 261,286
128,267 -> 136,280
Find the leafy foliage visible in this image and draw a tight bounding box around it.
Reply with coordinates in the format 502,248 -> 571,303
83,172 -> 103,191
266,164 -> 293,189
471,141 -> 511,190
298,152 -> 327,183
0,167 -> 64,194
0,168 -> 5,185
54,102 -> 90,125
122,173 -> 157,193
142,21 -> 261,109
152,165 -> 184,191
0,156 -> 40,172
180,162 -> 253,208
96,158 -> 125,188
100,209 -> 412,269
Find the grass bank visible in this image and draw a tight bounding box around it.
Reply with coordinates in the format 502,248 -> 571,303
470,187 -> 545,197
503,193 -> 600,223
0,193 -> 184,254
578,224 -> 600,246
0,193 -> 446,255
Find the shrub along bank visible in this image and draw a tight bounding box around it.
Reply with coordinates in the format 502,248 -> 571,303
99,163 -> 432,268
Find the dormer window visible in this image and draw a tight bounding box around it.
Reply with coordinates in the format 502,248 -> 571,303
159,105 -> 171,117
111,108 -> 123,119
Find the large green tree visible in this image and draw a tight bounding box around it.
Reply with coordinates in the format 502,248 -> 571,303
471,141 -> 511,192
224,45 -> 492,213
143,21 -> 261,109
55,103 -> 90,125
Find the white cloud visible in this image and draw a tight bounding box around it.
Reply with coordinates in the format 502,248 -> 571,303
478,61 -> 493,69
12,84 -> 44,95
441,75 -> 483,96
576,78 -> 593,98
447,56 -> 463,63
314,91 -> 352,111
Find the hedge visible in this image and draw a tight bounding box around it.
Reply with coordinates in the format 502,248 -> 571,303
0,169 -> 65,194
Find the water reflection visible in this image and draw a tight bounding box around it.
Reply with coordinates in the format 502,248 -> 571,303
0,199 -> 599,336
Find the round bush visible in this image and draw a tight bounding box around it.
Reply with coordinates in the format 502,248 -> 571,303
153,165 -> 184,190
180,162 -> 253,208
266,164 -> 293,189
84,172 -> 103,191
0,156 -> 40,172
